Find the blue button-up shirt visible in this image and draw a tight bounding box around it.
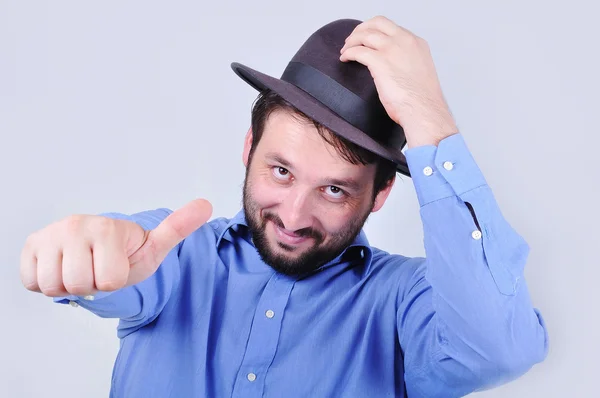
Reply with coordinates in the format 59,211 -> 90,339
55,134 -> 548,397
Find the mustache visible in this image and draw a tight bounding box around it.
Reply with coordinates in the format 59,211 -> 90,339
262,212 -> 324,241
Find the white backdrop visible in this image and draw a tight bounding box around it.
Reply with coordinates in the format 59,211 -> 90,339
1,0 -> 598,397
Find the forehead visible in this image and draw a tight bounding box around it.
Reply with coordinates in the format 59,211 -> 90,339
257,109 -> 375,178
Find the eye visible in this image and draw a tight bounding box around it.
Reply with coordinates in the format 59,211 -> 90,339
324,185 -> 345,199
272,166 -> 291,181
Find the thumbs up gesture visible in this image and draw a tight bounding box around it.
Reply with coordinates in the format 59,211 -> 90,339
20,199 -> 212,297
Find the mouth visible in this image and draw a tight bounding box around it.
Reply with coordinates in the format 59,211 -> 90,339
272,222 -> 311,246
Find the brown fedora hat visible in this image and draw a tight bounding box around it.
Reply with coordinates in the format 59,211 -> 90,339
231,18 -> 411,177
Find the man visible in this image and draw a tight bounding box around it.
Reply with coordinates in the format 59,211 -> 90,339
20,16 -> 548,397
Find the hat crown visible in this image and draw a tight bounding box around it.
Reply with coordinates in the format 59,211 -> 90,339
287,19 -> 379,105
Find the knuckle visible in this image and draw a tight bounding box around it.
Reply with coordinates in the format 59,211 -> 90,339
20,260 -> 37,287
24,232 -> 37,249
363,33 -> 375,46
38,284 -> 66,297
20,247 -> 34,266
95,278 -> 125,292
365,30 -> 379,42
380,37 -> 395,52
94,217 -> 116,239
23,230 -> 46,253
397,30 -> 418,46
63,214 -> 85,235
22,279 -> 40,292
407,34 -> 420,46
63,284 -> 91,296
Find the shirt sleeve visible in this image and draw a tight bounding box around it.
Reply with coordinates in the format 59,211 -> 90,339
53,208 -> 181,338
396,133 -> 549,397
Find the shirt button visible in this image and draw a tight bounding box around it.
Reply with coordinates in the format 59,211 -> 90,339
247,373 -> 257,382
265,310 -> 275,319
69,301 -> 79,307
443,161 -> 454,171
423,166 -> 433,176
83,295 -> 95,301
472,230 -> 482,240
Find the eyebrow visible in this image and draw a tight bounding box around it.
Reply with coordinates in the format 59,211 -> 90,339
265,152 -> 363,192
265,153 -> 292,169
325,177 -> 362,192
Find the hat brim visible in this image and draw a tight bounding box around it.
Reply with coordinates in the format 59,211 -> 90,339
231,62 -> 410,177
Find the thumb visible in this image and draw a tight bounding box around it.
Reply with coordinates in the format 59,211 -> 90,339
129,199 -> 213,274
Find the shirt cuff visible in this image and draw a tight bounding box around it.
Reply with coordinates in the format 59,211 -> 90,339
404,133 -> 488,206
53,290 -> 117,306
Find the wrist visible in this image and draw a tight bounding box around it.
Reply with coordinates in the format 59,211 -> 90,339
401,109 -> 458,148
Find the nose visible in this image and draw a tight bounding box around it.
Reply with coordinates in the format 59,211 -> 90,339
277,187 -> 314,233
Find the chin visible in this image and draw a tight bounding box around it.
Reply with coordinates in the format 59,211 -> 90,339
270,235 -> 306,255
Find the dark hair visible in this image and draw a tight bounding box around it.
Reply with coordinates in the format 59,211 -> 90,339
249,89 -> 397,197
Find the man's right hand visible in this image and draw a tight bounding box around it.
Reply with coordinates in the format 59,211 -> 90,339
20,199 -> 213,297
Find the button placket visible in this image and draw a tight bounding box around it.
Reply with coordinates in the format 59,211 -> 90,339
231,273 -> 296,397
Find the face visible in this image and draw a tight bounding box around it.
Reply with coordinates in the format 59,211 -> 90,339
242,109 -> 393,276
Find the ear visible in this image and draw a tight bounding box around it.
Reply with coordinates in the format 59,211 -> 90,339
242,127 -> 253,167
371,175 -> 396,213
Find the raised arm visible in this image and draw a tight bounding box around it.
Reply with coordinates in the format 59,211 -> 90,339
396,135 -> 548,397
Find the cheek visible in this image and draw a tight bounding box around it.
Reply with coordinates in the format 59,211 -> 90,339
247,171 -> 284,209
318,207 -> 361,235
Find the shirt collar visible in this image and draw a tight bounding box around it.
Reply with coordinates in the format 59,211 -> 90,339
215,209 -> 374,274
215,209 -> 249,247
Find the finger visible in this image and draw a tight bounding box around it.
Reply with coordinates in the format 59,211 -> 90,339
20,240 -> 40,292
130,199 -> 213,273
92,224 -> 129,292
339,45 -> 379,67
341,28 -> 391,53
148,199 -> 213,254
352,16 -> 420,47
62,242 -> 96,296
350,16 -> 400,38
37,249 -> 68,297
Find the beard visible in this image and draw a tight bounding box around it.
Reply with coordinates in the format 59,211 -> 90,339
242,169 -> 372,277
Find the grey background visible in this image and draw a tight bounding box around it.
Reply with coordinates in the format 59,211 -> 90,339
1,0 -> 597,397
